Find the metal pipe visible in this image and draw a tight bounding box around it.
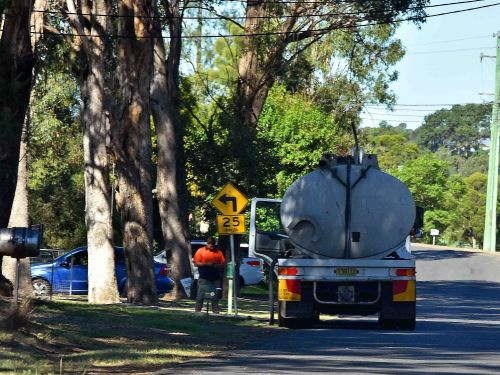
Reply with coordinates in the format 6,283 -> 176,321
344,157 -> 352,259
14,259 -> 20,306
230,235 -> 238,316
269,257 -> 279,325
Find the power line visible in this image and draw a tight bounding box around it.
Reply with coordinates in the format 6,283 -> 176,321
32,0 -> 488,21
366,102 -> 492,107
363,112 -> 491,118
361,117 -> 491,123
215,0 -> 483,5
408,46 -> 495,54
35,2 -> 500,40
364,106 -> 491,112
406,34 -> 492,46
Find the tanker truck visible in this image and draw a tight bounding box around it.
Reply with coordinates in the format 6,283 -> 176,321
248,152 -> 422,329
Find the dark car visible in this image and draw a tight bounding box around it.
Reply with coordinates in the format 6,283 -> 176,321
31,246 -> 173,297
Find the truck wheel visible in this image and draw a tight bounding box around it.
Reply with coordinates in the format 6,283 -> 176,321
379,316 -> 416,330
279,317 -> 313,329
278,302 -> 314,328
399,318 -> 416,330
32,278 -> 51,298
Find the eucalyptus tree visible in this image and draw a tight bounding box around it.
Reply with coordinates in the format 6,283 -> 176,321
0,0 -> 42,294
65,0 -> 120,304
187,1 -> 428,194
112,0 -> 157,304
235,0 -> 428,131
413,103 -> 491,157
0,0 -> 35,228
150,0 -> 193,298
2,1 -> 47,297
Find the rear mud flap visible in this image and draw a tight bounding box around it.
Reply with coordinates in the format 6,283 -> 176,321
380,282 -> 416,320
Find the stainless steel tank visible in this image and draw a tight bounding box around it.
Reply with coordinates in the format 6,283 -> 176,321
280,155 -> 415,259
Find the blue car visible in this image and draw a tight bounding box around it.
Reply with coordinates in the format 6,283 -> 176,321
31,246 -> 173,297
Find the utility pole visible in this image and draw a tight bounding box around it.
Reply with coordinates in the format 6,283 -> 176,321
483,32 -> 500,252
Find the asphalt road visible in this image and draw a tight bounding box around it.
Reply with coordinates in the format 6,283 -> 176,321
157,245 -> 500,374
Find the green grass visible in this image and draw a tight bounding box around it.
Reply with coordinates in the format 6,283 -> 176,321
0,292 -> 279,374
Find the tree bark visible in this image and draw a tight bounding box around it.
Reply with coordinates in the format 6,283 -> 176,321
2,113 -> 32,297
113,0 -> 157,305
2,0 -> 46,298
0,0 -> 34,228
66,0 -> 120,304
0,0 -> 35,295
151,1 -> 192,299
235,0 -> 268,131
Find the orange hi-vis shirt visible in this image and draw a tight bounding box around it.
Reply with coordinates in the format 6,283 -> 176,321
193,246 -> 225,281
193,246 -> 225,265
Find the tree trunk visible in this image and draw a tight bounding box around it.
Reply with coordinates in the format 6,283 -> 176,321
151,5 -> 192,299
0,0 -> 34,228
2,0 -> 47,298
66,0 -> 120,304
235,0 -> 267,131
0,0 -> 35,295
113,0 -> 157,305
2,112 -> 32,297
81,50 -> 119,304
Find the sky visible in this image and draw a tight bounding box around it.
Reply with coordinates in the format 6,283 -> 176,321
361,0 -> 500,130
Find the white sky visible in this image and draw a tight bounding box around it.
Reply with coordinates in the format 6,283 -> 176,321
361,0 -> 499,130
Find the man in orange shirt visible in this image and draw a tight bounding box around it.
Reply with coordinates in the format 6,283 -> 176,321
193,236 -> 225,313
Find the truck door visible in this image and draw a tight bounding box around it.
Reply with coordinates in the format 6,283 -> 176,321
249,198 -> 286,264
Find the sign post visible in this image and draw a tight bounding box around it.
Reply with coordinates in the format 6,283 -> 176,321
430,228 -> 439,245
229,235 -> 237,315
212,183 -> 248,317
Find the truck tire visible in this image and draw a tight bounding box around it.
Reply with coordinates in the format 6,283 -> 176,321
379,316 -> 416,330
278,302 -> 314,329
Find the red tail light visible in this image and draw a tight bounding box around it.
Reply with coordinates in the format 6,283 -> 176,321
246,260 -> 261,267
278,267 -> 300,276
394,268 -> 416,277
159,264 -> 170,276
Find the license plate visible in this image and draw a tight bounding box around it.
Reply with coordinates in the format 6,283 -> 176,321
335,267 -> 358,276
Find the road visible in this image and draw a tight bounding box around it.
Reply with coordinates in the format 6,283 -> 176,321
157,246 -> 500,374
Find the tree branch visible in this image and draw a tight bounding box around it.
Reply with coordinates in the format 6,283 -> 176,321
66,0 -> 91,52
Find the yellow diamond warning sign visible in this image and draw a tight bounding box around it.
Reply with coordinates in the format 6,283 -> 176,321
212,183 -> 248,215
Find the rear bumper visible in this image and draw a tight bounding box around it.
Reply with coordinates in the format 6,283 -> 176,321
279,280 -> 416,319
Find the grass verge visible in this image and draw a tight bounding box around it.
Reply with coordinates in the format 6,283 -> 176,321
0,285 -> 278,374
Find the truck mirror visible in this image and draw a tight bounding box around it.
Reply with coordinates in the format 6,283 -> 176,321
414,206 -> 424,229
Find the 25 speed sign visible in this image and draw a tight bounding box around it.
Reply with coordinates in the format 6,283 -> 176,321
216,215 -> 246,234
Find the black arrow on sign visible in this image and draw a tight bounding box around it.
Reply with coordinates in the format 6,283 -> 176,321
218,194 -> 237,212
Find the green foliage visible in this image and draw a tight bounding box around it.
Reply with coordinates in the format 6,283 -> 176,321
434,147 -> 490,177
390,153 -> 488,246
390,154 -> 451,242
306,24 -> 406,119
28,72 -> 85,250
451,173 -> 487,245
254,205 -> 282,233
258,85 -> 352,194
365,132 -> 419,170
413,103 -> 491,158
390,154 -> 449,209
